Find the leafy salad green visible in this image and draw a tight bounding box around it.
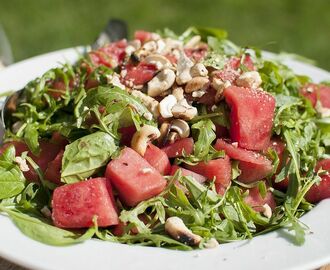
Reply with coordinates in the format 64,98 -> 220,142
0,26 -> 329,250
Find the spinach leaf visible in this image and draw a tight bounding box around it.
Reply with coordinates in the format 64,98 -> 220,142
3,209 -> 95,246
23,124 -> 39,155
82,86 -> 151,120
61,131 -> 118,183
0,146 -> 26,199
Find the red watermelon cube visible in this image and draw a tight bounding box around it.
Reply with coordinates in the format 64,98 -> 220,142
244,185 -> 276,212
224,86 -> 275,151
184,155 -> 231,188
300,83 -> 330,108
161,138 -> 194,158
52,178 -> 119,228
144,144 -> 171,175
105,147 -> 167,206
215,139 -> 273,183
170,165 -> 206,184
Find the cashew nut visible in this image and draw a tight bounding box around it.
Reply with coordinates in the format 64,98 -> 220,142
190,63 -> 208,77
108,73 -> 126,90
171,98 -> 197,121
125,40 -> 141,55
131,125 -> 161,156
147,68 -> 176,97
144,54 -> 172,70
211,78 -> 231,102
172,87 -> 185,101
236,71 -> 262,89
176,51 -> 194,85
184,76 -> 209,94
15,157 -> 29,172
158,94 -> 177,118
170,119 -> 190,138
131,90 -> 160,118
204,238 -> 219,249
262,203 -> 272,219
135,40 -> 158,58
165,216 -> 202,246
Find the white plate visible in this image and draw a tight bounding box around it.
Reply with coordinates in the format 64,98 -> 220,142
0,48 -> 330,270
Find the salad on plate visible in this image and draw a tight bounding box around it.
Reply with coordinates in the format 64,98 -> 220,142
0,27 -> 329,250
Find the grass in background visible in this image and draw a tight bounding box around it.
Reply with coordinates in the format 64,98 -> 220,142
0,0 -> 329,70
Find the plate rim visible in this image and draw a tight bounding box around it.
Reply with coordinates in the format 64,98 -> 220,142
0,47 -> 330,270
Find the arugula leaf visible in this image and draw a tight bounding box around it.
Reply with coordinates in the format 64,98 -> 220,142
178,119 -> 224,164
61,131 -> 118,183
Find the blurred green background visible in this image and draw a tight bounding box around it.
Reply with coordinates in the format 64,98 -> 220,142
0,0 -> 329,70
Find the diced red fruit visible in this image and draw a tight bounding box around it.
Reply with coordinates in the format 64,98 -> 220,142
52,178 -> 119,228
229,55 -> 255,71
316,159 -> 330,171
184,155 -> 231,189
51,132 -> 69,148
212,68 -> 239,83
119,126 -> 136,146
305,175 -> 330,204
144,144 -> 171,175
134,30 -> 152,43
105,147 -> 167,206
224,86 -> 275,151
122,62 -> 157,86
44,150 -> 64,185
184,43 -> 208,62
244,186 -> 276,212
111,214 -> 150,236
300,83 -> 330,108
305,159 -> 330,203
215,124 -> 229,139
89,40 -> 127,68
214,139 -> 273,183
211,55 -> 254,83
85,78 -> 99,90
170,165 -> 206,184
197,87 -> 216,105
165,54 -> 177,64
1,140 -> 62,182
161,138 -> 194,158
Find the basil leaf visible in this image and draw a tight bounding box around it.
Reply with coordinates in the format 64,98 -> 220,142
0,146 -> 26,199
61,131 -> 118,183
4,209 -> 95,246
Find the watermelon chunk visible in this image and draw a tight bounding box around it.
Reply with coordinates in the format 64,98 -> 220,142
244,185 -> 276,212
184,155 -> 231,188
305,175 -> 330,203
214,139 -> 273,183
105,147 -> 167,206
134,30 -> 152,43
52,178 -> 119,228
144,144 -> 171,175
161,138 -> 194,158
1,140 -> 62,182
122,62 -> 157,86
89,40 -> 127,68
119,126 -> 136,146
305,159 -> 330,203
170,165 -> 206,184
224,86 -> 275,151
300,83 -> 330,108
44,150 -> 64,185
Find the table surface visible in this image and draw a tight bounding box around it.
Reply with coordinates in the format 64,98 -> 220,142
0,256 -> 329,270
